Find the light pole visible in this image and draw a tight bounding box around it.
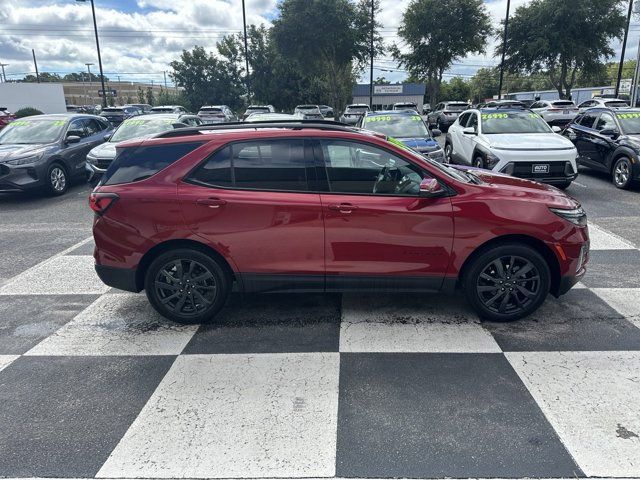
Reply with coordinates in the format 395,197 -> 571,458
76,0 -> 107,107
0,63 -> 8,83
369,0 -> 374,109
242,0 -> 251,103
497,0 -> 511,100
615,0 -> 634,98
86,63 -> 94,105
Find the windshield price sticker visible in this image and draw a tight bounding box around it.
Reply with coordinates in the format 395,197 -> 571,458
368,115 -> 392,122
123,119 -> 150,126
481,113 -> 509,120
9,120 -> 31,126
617,112 -> 640,119
52,120 -> 66,125
410,115 -> 422,121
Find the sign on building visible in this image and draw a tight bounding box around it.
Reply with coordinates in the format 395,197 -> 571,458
98,89 -> 118,97
374,85 -> 403,94
619,79 -> 632,94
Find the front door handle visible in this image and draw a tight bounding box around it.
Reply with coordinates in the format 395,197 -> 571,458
328,203 -> 358,213
196,197 -> 227,208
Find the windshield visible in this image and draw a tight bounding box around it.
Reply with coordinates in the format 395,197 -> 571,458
296,106 -> 319,111
615,112 -> 640,134
605,101 -> 629,108
346,106 -> 368,114
481,112 -> 551,134
199,108 -> 222,113
363,114 -> 430,138
551,101 -> 575,107
0,119 -> 65,144
102,108 -> 123,113
246,107 -> 269,113
445,104 -> 469,111
110,118 -> 175,142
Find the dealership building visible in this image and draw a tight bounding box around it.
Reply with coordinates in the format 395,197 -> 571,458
352,83 -> 425,111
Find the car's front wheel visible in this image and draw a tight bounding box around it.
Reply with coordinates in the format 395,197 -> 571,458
444,143 -> 453,163
463,243 -> 551,322
612,156 -> 634,189
46,163 -> 68,196
144,248 -> 230,324
473,155 -> 485,169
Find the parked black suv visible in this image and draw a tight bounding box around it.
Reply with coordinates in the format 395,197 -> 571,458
562,107 -> 640,189
100,106 -> 141,126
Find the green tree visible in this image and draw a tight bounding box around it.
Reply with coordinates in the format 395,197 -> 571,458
272,0 -> 383,112
498,0 -> 626,99
439,76 -> 471,102
137,86 -> 145,103
21,72 -> 62,82
393,0 -> 491,105
468,68 -> 499,103
62,71 -> 108,82
374,76 -> 391,85
145,87 -> 155,106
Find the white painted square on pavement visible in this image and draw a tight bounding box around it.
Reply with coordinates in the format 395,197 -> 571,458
507,351 -> 640,478
588,223 -> 637,250
592,288 -> 640,330
0,355 -> 20,372
340,293 -> 501,353
25,293 -> 198,356
97,352 -> 340,479
0,255 -> 109,295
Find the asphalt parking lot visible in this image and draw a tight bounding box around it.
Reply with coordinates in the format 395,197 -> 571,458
1,166 -> 640,478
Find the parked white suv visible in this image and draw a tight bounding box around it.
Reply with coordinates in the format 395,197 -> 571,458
530,99 -> 579,126
444,107 -> 579,189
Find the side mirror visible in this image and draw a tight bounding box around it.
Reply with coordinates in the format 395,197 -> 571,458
551,126 -> 562,133
431,129 -> 442,137
65,135 -> 81,144
599,128 -> 619,138
419,178 -> 445,198
103,133 -> 112,141
462,126 -> 476,135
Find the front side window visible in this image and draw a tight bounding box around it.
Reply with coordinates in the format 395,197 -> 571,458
579,112 -> 598,129
189,139 -> 311,192
67,119 -> 87,138
595,113 -> 616,131
320,140 -> 428,196
467,113 -> 478,131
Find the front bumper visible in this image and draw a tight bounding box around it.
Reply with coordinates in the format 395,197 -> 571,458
0,161 -> 47,192
95,264 -> 141,292
497,160 -> 578,185
86,159 -> 111,182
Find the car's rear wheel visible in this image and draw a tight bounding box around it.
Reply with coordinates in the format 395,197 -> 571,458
144,248 -> 230,324
46,163 -> 68,196
612,157 -> 633,189
463,243 -> 550,322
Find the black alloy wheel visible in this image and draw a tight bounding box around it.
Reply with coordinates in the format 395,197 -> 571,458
464,244 -> 550,322
444,143 -> 453,163
145,249 -> 229,324
474,156 -> 485,169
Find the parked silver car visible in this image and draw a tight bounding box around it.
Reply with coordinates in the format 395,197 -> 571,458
197,105 -> 236,124
339,104 -> 370,125
577,97 -> 629,113
294,105 -> 324,120
530,99 -> 579,126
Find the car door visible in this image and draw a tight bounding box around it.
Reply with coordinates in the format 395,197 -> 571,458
448,112 -> 469,163
60,118 -> 92,173
179,138 -> 325,292
458,112 -> 478,162
315,139 -> 454,291
589,112 -> 618,169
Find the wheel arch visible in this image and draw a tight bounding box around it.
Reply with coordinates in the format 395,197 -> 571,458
608,147 -> 636,173
135,238 -> 237,291
458,234 -> 561,296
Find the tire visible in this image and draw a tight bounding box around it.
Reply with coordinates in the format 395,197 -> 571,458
463,243 -> 551,322
473,155 -> 485,169
612,156 -> 634,189
46,163 -> 68,196
436,119 -> 445,132
556,181 -> 572,190
144,248 -> 230,324
444,143 -> 453,164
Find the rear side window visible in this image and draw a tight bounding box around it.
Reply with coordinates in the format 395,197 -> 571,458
188,139 -> 311,192
102,142 -> 204,185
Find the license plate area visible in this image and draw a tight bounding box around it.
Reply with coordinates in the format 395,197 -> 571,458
532,164 -> 549,174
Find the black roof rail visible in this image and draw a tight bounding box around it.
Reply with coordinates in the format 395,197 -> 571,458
154,119 -> 358,139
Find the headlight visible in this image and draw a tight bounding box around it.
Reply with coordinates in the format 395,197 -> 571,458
86,154 -> 98,165
5,156 -> 39,166
485,152 -> 501,168
427,148 -> 445,161
549,207 -> 587,226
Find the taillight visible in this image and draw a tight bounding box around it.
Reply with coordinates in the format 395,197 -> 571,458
89,192 -> 119,216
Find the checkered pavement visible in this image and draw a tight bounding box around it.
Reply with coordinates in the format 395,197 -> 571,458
0,224 -> 639,479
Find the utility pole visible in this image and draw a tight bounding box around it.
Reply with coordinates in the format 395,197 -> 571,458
32,50 -> 40,83
86,63 -> 94,105
163,70 -> 168,89
0,63 -> 8,83
77,0 -> 107,107
497,0 -> 511,100
632,36 -> 640,107
369,0 -> 374,109
616,0 -> 634,98
242,0 -> 251,103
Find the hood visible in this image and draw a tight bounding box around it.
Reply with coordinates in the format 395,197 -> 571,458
397,137 -> 439,151
0,143 -> 54,163
486,133 -> 575,151
89,141 -> 117,159
453,165 -> 580,209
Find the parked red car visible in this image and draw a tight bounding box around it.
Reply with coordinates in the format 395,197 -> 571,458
91,122 -> 589,323
0,108 -> 16,130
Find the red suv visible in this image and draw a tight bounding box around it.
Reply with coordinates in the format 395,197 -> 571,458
90,122 -> 589,323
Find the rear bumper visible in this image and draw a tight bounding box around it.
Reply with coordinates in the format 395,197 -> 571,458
95,264 -> 141,292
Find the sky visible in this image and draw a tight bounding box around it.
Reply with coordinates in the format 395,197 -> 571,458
0,0 -> 638,88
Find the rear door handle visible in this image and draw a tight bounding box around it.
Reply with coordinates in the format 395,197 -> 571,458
328,203 -> 358,213
196,197 -> 227,208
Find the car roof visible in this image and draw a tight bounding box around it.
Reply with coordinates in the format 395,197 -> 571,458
479,107 -> 530,113
19,113 -> 103,121
364,110 -> 417,116
347,104 -> 370,108
200,105 -> 227,109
